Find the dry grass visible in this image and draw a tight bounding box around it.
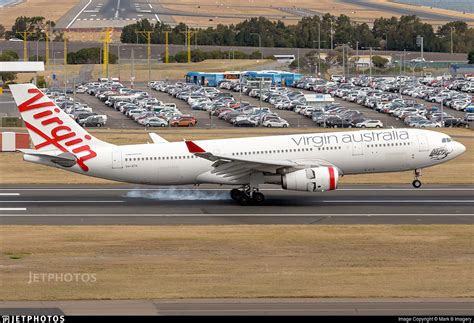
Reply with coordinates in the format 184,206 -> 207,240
90,59 -> 272,82
161,0 -> 474,27
13,59 -> 269,84
0,127 -> 472,185
0,225 -> 472,300
14,65 -> 82,84
0,0 -> 79,29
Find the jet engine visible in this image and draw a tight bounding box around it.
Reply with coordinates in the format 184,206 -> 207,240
282,167 -> 339,192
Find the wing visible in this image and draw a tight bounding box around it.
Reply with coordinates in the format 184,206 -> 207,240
149,133 -> 169,144
184,140 -> 338,182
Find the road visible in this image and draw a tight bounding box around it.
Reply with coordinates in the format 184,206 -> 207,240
1,298 -> 473,315
0,185 -> 472,224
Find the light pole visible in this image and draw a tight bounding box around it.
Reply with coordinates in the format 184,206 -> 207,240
449,26 -> 455,56
369,47 -> 373,78
317,22 -> 321,77
36,35 -> 44,61
416,35 -> 424,59
250,33 -> 262,59
330,20 -> 334,50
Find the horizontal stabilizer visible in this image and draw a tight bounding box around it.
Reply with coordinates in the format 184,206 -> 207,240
19,149 -> 77,167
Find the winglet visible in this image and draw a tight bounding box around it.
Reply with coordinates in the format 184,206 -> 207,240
185,140 -> 206,153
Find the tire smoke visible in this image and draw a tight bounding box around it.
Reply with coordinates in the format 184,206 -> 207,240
125,188 -> 230,200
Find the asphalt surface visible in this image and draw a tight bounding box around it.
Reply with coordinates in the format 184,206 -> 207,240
1,298 -> 473,315
57,0 -> 302,29
1,82 -> 472,130
58,0 -> 170,29
0,185 -> 472,224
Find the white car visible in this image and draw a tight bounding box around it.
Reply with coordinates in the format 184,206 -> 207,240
262,118 -> 289,128
411,57 -> 426,63
356,120 -> 383,128
464,113 -> 474,122
76,86 -> 87,94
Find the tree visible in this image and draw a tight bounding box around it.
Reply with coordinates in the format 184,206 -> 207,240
118,14 -> 474,53
468,51 -> 474,64
0,24 -> 5,39
372,55 -> 389,68
5,16 -> 62,41
0,50 -> 19,82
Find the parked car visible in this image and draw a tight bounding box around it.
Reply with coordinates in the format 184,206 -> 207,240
169,116 -> 197,127
79,115 -> 106,127
464,113 -> 474,122
356,120 -> 383,128
262,118 -> 289,128
144,117 -> 168,127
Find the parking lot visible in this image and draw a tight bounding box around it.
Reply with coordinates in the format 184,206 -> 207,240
1,75 -> 472,131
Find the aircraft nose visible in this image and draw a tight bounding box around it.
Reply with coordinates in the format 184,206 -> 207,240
456,142 -> 466,155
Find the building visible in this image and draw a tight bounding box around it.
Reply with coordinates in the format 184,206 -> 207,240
352,55 -> 392,69
273,54 -> 295,64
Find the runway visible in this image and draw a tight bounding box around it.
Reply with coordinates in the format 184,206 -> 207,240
1,298 -> 473,315
0,184 -> 473,224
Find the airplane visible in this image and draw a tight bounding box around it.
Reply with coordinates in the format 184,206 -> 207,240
9,84 -> 466,205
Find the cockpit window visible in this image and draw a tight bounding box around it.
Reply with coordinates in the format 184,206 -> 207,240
442,138 -> 452,143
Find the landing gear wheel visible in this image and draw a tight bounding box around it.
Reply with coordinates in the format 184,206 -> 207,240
412,179 -> 422,188
230,188 -> 244,201
238,195 -> 250,205
252,192 -> 265,204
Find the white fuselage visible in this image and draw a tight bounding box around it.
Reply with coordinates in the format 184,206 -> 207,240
26,128 -> 465,185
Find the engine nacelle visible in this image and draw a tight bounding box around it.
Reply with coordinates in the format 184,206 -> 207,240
282,167 -> 339,192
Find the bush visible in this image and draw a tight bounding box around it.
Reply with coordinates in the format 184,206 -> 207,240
67,48 -> 117,64
372,55 -> 389,68
0,50 -> 19,61
31,75 -> 47,87
468,50 -> 474,64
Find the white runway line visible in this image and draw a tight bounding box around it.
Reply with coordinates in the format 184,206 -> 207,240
1,188 -> 472,191
148,3 -> 161,22
319,200 -> 474,203
0,200 -> 124,203
66,0 -> 92,29
1,213 -> 472,217
115,0 -> 121,19
0,193 -> 20,196
0,208 -> 27,211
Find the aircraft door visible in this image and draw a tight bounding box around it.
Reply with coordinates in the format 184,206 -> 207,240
352,141 -> 363,156
417,134 -> 429,152
112,151 -> 123,169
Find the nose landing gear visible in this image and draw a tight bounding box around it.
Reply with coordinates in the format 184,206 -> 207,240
230,186 -> 265,205
412,169 -> 422,188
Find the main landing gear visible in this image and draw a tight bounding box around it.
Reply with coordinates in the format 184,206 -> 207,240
412,168 -> 422,188
230,186 -> 265,205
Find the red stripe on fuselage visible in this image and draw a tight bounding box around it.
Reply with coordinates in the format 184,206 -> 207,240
328,166 -> 336,190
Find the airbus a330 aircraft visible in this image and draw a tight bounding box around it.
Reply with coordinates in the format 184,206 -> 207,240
10,84 -> 466,204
